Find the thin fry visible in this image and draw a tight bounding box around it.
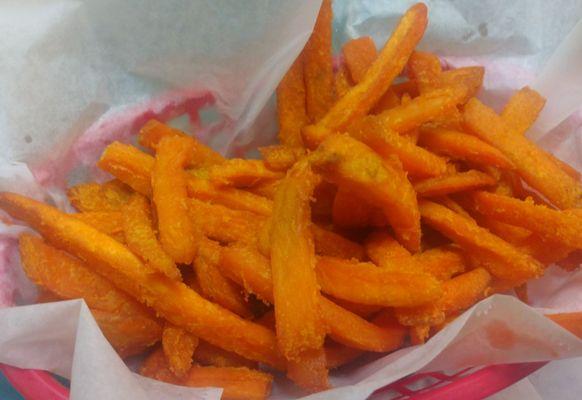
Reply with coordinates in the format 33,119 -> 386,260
208,159 -> 283,188
413,170 -> 497,197
98,142 -> 155,196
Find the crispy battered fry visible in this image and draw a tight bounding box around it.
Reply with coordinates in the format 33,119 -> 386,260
312,223 -> 366,260
139,120 -> 224,167
259,145 -> 305,172
332,187 -> 386,228
407,51 -> 441,92
310,134 -> 421,251
316,256 -> 441,307
194,238 -> 252,317
302,4 -> 428,147
122,193 -> 181,280
185,366 -> 273,400
463,98 -> 582,209
419,199 -> 543,284
342,36 -> 378,83
303,0 -> 335,122
162,324 -> 198,378
98,142 -> 155,196
471,191 -> 582,249
67,180 -> 132,212
501,87 -> 546,137
72,211 -> 124,240
324,341 -> 364,369
364,230 -> 417,269
413,170 -> 497,197
287,348 -> 329,393
418,127 -> 513,169
140,347 -> 182,384
413,245 -> 466,281
152,136 -> 198,264
277,53 -> 308,147
430,67 -> 484,102
0,193 -> 284,368
219,245 -> 407,352
410,325 -> 431,345
334,64 -> 352,98
194,340 -> 257,369
208,159 -> 283,188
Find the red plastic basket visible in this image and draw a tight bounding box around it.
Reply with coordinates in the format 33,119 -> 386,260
0,361 -> 547,399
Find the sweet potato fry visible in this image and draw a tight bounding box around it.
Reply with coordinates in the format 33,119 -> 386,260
208,159 -> 283,188
162,324 -> 198,378
332,187 -> 386,228
364,230 -> 417,269
270,160 -> 326,389
342,36 -> 378,83
188,199 -> 261,245
471,191 -> 582,249
419,199 -> 543,284
122,193 -> 181,280
277,53 -> 308,147
140,347 -> 182,384
194,238 -> 252,317
185,366 -> 273,400
418,127 -> 513,169
316,256 -> 441,307
19,234 -> 162,356
139,120 -> 225,167
414,170 -> 497,197
436,195 -> 475,221
414,245 -> 466,281
0,193 -> 284,368
303,0 -> 334,122
67,180 -> 132,212
556,250 -> 582,271
501,87 -> 546,136
312,223 -> 366,260
430,67 -> 484,102
324,341 -> 364,369
152,136 -> 198,264
98,142 -> 155,196
309,134 -> 421,251
463,98 -> 582,209
334,64 -> 352,98
474,217 -> 532,247
194,340 -> 257,369
372,88 -> 401,113
219,245 -> 408,352
302,4 -> 428,147
410,325 -> 431,345
407,51 -> 441,92
325,296 -> 382,318
259,145 -> 305,172
72,211 -> 124,240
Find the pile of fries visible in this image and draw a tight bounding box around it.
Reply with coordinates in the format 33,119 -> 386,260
2,2 -> 581,399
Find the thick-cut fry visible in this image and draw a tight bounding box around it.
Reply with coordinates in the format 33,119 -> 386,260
324,341 -> 364,369
219,245 -> 407,352
310,134 -> 421,251
312,224 -> 366,260
277,54 -> 308,147
471,191 -> 582,249
72,211 -> 124,239
208,159 -> 283,188
334,64 -> 352,98
342,36 -> 378,83
332,187 -> 386,228
303,0 -> 334,122
67,180 -> 132,212
139,120 -> 225,167
414,245 -> 466,281
302,4 -> 428,147
316,256 -> 441,307
194,238 -> 252,317
418,127 -> 513,169
0,193 -> 284,368
463,98 -> 582,209
419,199 -> 543,284
407,51 -> 441,92
194,340 -> 257,369
501,87 -> 546,137
413,170 -> 497,197
259,145 -> 305,172
188,198 -> 261,245
98,142 -> 155,196
162,324 -> 198,378
123,193 -> 181,280
153,136 -> 198,264
19,234 -> 162,356
269,161 -> 327,388
185,366 -> 273,400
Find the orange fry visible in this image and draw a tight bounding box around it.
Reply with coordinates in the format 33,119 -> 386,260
364,230 -> 417,269
436,195 -> 475,221
501,87 -> 546,136
312,224 -> 366,260
418,127 -> 513,169
259,145 -> 305,172
153,136 -> 198,264
208,159 -> 283,188
413,170 -> 497,197
67,180 -> 132,212
471,191 -> 582,249
334,64 -> 352,98
410,325 -> 431,345
162,324 -> 198,378
419,199 -> 543,284
19,234 -> 162,357
277,54 -> 308,147
316,256 -> 441,307
310,134 -> 421,251
463,98 -> 582,209
122,193 -> 181,280
139,120 -> 224,167
185,366 -> 273,400
326,296 -> 382,318
414,245 -> 466,281
219,245 -> 407,352
302,3 -> 428,147
430,67 -> 484,102
325,341 -> 364,369
0,193 -> 284,368
332,187 -> 386,228
372,88 -> 401,113
407,51 -> 442,92
303,0 -> 335,122
72,211 -> 124,240
98,142 -> 155,196
194,340 -> 257,369
342,36 -> 378,83
194,238 -> 252,317
270,161 -> 327,388
140,347 -> 182,384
